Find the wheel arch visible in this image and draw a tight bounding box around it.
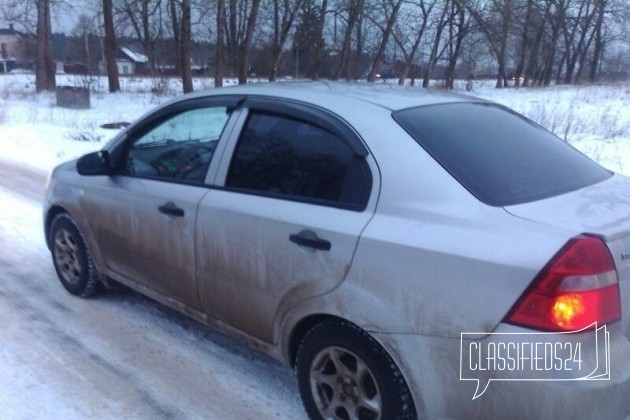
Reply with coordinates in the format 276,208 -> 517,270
45,205 -> 71,250
291,316 -> 419,419
279,281 -> 412,366
287,313 -> 346,368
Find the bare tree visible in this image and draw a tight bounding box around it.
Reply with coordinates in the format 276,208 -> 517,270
522,1 -> 552,87
393,1 -> 435,86
422,1 -> 449,88
564,1 -> 598,83
292,0 -> 328,80
541,0 -> 571,86
442,1 -> 470,89
366,0 -> 403,82
180,0 -> 192,92
267,0 -> 304,81
36,0 -> 55,92
512,0 -> 534,87
466,0 -> 516,88
310,0 -> 327,80
215,0 -> 225,87
332,0 -> 364,80
589,0 -> 608,82
224,0 -> 262,84
168,0 -> 181,74
72,14 -> 93,69
103,0 -> 120,92
119,0 -> 164,71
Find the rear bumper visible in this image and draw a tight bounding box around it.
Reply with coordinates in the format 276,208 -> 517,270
373,323 -> 630,419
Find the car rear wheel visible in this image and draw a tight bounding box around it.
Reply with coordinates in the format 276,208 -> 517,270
295,320 -> 416,420
50,213 -> 101,297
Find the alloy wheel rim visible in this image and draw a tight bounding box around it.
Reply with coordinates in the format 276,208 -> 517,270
309,346 -> 381,420
54,228 -> 82,285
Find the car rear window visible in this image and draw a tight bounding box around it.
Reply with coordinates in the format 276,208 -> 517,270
393,102 -> 612,206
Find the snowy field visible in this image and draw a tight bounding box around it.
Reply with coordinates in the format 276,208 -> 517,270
0,74 -> 628,419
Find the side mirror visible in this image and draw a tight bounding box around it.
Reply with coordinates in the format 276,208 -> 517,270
77,151 -> 111,176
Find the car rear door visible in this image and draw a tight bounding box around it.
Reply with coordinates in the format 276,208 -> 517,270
196,99 -> 379,342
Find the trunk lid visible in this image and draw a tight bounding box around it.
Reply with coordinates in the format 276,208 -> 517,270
505,174 -> 630,340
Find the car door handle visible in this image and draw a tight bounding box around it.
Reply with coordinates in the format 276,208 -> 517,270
158,202 -> 185,217
289,230 -> 331,251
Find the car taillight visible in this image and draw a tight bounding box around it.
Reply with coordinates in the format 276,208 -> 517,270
506,235 -> 621,331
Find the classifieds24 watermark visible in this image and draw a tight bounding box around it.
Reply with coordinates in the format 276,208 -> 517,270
460,323 -> 610,399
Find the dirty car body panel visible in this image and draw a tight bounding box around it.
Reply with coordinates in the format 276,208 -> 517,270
44,83 -> 630,419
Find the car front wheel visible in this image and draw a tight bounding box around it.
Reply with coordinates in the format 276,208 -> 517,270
295,320 -> 416,420
50,213 -> 101,297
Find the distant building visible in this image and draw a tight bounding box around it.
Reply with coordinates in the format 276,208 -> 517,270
118,46 -> 149,75
0,24 -> 32,73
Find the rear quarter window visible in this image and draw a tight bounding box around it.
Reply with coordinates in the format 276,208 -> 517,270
393,102 -> 611,206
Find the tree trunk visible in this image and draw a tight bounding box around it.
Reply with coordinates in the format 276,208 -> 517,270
269,0 -> 303,82
103,0 -> 120,92
226,0 -> 238,73
350,6 -> 364,80
495,58 -> 506,88
575,23 -> 597,82
215,0 -> 225,87
180,0 -> 193,93
141,0 -> 154,71
395,2 -> 432,86
422,3 -> 448,88
541,1 -> 566,87
333,0 -> 363,80
523,1 -> 551,87
514,0 -> 534,88
589,0 -> 605,82
310,0 -> 327,80
561,1 -> 595,84
238,0 -> 261,84
368,0 -> 404,82
443,3 -> 467,89
36,0 -> 55,92
169,0 -> 181,75
495,0 -> 511,88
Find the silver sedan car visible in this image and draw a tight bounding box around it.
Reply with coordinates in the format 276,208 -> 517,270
44,83 -> 630,419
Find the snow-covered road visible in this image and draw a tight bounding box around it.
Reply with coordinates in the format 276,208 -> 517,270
0,160 -> 306,419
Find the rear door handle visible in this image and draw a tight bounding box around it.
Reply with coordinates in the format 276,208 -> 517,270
289,230 -> 331,251
158,201 -> 185,217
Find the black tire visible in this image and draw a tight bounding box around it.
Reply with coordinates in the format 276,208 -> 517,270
296,320 -> 417,420
49,213 -> 101,297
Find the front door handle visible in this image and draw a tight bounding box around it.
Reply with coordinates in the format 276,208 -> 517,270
158,201 -> 185,217
289,230 -> 331,251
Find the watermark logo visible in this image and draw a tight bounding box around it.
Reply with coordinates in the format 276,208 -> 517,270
460,323 -> 610,399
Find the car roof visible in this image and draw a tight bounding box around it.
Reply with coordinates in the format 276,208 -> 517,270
185,81 -> 481,112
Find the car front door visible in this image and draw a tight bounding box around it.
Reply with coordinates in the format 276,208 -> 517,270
83,98 -> 238,309
196,100 -> 378,342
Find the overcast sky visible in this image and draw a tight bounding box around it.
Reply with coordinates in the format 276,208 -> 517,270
0,2 -> 94,35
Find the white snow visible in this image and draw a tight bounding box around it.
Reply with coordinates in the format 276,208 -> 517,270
470,81 -> 630,175
0,74 -> 628,418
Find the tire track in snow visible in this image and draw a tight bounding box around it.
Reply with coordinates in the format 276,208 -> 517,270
0,159 -> 47,202
0,225 -> 186,419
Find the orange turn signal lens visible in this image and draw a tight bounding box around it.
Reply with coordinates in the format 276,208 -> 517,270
551,294 -> 585,328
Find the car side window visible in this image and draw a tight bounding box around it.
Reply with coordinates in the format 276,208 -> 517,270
123,106 -> 230,183
226,111 -> 371,208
